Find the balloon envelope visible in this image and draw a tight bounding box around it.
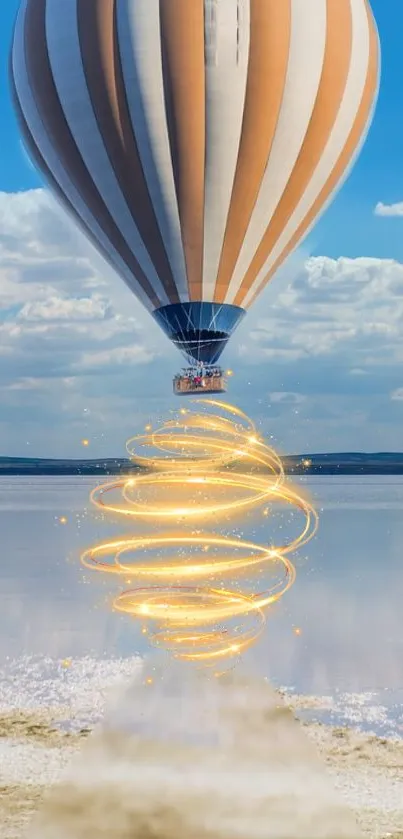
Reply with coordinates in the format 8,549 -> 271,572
10,0 -> 380,364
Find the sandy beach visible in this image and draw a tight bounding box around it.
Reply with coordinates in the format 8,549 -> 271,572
0,665 -> 402,839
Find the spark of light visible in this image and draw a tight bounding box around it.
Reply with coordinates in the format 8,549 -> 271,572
81,400 -> 318,667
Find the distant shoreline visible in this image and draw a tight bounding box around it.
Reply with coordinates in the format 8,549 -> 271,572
2,454 -> 403,476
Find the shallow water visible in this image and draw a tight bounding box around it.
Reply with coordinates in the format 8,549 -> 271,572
0,476 -> 402,737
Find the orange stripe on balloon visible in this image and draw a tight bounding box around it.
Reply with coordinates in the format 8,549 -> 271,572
235,0 -> 353,307
160,0 -> 206,301
246,0 -> 379,310
214,0 -> 291,304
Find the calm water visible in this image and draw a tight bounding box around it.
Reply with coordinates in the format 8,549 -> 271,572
0,476 -> 402,736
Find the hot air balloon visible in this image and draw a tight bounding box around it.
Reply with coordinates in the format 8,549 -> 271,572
10,0 -> 380,395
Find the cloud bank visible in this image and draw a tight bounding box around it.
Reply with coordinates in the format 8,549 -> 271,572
0,189 -> 402,455
374,201 -> 403,217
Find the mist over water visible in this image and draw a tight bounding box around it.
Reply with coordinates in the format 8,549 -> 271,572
29,661 -> 361,839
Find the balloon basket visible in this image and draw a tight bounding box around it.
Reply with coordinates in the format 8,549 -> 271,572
173,367 -> 226,396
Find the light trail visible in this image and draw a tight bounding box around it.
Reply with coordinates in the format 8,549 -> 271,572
81,400 -> 318,667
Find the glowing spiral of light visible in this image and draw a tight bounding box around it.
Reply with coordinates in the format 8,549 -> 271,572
81,400 -> 318,666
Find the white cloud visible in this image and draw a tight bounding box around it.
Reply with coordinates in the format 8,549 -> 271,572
242,255 -> 403,366
18,295 -> 112,322
374,201 -> 403,217
0,189 -> 163,356
349,368 -> 370,376
75,344 -> 154,370
390,388 -> 403,401
268,392 -> 306,405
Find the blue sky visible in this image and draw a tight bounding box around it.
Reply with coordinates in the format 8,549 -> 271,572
1,1 -> 403,458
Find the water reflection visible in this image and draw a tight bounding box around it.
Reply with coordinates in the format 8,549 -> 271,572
0,476 -> 402,698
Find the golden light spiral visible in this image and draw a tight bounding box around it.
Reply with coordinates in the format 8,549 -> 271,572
81,400 -> 318,666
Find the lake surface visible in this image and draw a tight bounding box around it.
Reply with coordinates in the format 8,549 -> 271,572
0,476 -> 402,737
